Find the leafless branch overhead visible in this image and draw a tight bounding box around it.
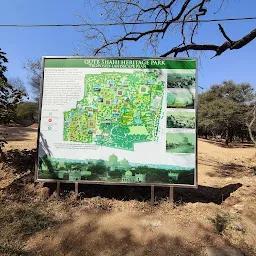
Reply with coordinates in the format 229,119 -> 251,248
79,0 -> 256,57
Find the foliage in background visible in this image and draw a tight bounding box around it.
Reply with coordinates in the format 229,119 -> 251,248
15,102 -> 39,125
8,76 -> 27,93
0,48 -> 8,82
198,81 -> 256,145
23,59 -> 41,101
0,48 -> 26,161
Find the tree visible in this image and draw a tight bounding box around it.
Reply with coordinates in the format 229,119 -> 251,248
8,77 -> 26,92
79,0 -> 256,57
15,102 -> 39,124
0,48 -> 8,82
182,136 -> 189,145
23,59 -> 41,101
0,49 -> 26,161
91,160 -> 108,175
8,76 -> 28,100
198,81 -> 255,145
246,103 -> 256,148
198,92 -> 219,139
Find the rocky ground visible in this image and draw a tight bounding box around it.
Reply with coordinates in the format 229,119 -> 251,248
0,125 -> 255,256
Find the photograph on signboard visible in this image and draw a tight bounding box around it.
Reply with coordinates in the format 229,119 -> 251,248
38,153 -> 195,185
167,89 -> 195,109
167,71 -> 196,89
166,110 -> 195,129
166,132 -> 195,153
37,57 -> 197,187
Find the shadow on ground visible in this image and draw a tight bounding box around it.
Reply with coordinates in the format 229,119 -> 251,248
212,163 -> 253,178
42,182 -> 242,206
0,125 -> 37,142
25,213 -> 202,256
24,210 -> 251,256
4,148 -> 36,173
199,157 -> 255,178
0,149 -> 37,203
199,138 -> 254,149
174,183 -> 242,204
0,202 -> 59,256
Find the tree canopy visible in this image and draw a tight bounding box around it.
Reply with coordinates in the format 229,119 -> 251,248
8,76 -> 26,92
0,49 -> 26,124
0,49 -> 26,160
15,102 -> 39,124
23,59 -> 41,101
0,48 -> 8,82
198,80 -> 256,145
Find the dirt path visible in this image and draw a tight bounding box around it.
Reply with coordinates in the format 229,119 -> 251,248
0,125 -> 38,151
198,139 -> 256,186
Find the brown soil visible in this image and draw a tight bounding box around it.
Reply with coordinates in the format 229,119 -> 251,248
0,126 -> 256,256
0,125 -> 38,151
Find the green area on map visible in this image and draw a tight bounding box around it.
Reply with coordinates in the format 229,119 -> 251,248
63,70 -> 164,150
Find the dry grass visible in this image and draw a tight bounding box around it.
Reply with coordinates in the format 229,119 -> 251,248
0,202 -> 59,255
0,126 -> 256,256
208,211 -> 235,234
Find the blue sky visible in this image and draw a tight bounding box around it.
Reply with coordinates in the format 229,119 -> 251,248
0,0 -> 256,98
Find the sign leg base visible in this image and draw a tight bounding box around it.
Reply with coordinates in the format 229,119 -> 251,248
151,185 -> 155,204
169,186 -> 174,206
56,181 -> 60,199
75,182 -> 79,197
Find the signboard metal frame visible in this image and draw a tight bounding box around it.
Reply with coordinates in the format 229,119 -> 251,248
35,56 -> 198,189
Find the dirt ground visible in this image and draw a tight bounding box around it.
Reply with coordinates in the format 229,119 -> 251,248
0,125 -> 256,256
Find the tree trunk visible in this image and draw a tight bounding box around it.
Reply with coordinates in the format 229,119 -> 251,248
229,128 -> 234,143
248,127 -> 256,148
246,104 -> 256,148
204,131 -> 208,139
0,147 -> 6,162
225,129 -> 229,146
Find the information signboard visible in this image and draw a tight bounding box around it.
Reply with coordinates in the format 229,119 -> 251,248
37,57 -> 197,187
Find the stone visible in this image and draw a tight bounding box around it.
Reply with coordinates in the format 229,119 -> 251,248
204,246 -> 245,256
231,223 -> 244,232
232,204 -> 244,211
141,219 -> 162,228
40,187 -> 50,200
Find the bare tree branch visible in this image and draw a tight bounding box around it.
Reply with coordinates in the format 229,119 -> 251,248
214,0 -> 226,14
190,0 -> 207,44
78,0 -> 256,58
218,24 -> 233,43
161,28 -> 256,58
94,0 -> 193,55
161,44 -> 218,57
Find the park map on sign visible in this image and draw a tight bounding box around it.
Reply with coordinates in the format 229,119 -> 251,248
63,70 -> 164,151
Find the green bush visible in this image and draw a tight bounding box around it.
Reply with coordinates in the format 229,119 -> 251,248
15,102 -> 39,125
